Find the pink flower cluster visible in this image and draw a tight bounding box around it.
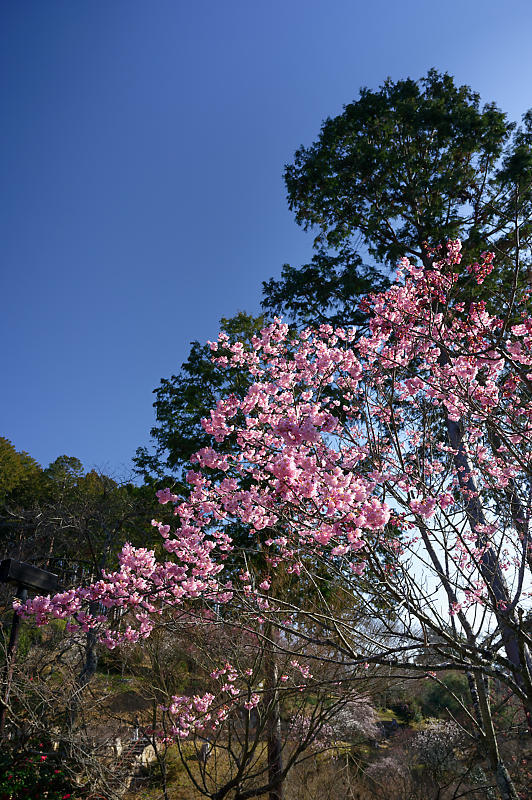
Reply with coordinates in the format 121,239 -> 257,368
18,240 -> 532,740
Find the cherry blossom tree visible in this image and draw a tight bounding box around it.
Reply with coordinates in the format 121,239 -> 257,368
18,241 -> 532,798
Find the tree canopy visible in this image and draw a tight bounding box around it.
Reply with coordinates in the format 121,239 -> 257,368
264,69 -> 532,326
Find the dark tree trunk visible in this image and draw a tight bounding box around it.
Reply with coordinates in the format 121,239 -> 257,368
263,624 -> 283,800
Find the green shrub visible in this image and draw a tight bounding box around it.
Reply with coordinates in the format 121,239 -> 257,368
0,740 -> 79,800
420,672 -> 470,718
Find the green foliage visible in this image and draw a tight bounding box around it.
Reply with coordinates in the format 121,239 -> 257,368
0,740 -> 78,800
42,456 -> 84,499
265,69 -> 532,327
262,246 -> 388,329
285,69 -> 511,263
388,697 -> 422,724
134,311 -> 265,482
138,70 -> 532,475
0,618 -> 66,667
420,672 -> 471,718
0,439 -> 160,584
0,437 -> 44,506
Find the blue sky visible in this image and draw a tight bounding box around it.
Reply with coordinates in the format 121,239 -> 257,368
2,0 -> 532,478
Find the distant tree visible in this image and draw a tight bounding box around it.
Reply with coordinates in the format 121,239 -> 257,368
0,437 -> 43,506
0,445 -> 156,576
43,455 -> 84,496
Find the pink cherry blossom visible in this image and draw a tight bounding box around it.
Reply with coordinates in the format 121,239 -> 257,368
18,240 -> 532,741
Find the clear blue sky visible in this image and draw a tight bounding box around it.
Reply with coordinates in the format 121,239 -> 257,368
2,0 -> 532,478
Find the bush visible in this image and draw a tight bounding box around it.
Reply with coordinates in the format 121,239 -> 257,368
420,673 -> 470,719
0,740 -> 78,800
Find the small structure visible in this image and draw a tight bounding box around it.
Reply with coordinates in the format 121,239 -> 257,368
0,559 -> 58,736
198,739 -> 212,765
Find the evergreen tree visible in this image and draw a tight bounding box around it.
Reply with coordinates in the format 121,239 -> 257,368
134,312 -> 265,482
264,69 -> 532,325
